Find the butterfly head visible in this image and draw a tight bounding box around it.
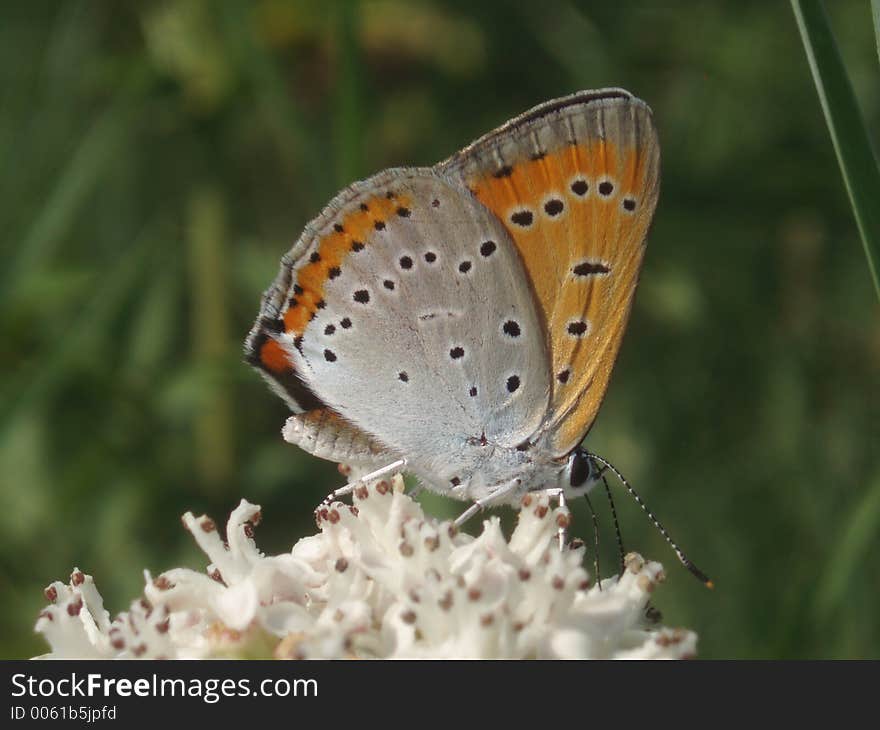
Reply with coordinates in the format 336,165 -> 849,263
562,447 -> 603,498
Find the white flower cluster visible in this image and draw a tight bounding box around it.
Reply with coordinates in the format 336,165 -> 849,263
35,475 -> 696,659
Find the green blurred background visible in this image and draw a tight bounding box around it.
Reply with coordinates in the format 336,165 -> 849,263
2,0 -> 878,659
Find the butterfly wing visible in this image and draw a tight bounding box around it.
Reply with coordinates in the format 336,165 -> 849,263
246,168 -> 550,488
442,89 -> 660,456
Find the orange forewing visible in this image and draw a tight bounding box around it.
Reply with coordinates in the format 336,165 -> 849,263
463,104 -> 659,454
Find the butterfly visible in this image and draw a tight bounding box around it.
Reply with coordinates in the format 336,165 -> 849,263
245,88 -> 707,569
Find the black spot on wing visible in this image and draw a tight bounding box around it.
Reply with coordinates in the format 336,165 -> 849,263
570,179 -> 588,197
543,199 -> 564,217
572,261 -> 610,277
510,210 -> 533,227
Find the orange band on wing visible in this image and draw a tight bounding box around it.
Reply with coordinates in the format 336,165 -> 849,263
468,140 -> 644,326
465,136 -> 656,452
283,192 -> 412,336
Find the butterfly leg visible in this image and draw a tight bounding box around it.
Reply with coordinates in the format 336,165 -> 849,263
453,479 -> 522,528
453,501 -> 483,527
315,458 -> 407,517
540,488 -> 569,551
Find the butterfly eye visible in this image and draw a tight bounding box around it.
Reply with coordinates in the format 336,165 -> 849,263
568,449 -> 594,488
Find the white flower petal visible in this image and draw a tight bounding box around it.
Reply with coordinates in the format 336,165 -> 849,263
35,477 -> 698,659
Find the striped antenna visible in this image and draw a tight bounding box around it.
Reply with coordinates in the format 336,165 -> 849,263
582,492 -> 602,590
601,474 -> 627,578
586,452 -> 714,589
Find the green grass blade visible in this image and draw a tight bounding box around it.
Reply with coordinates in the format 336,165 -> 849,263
792,0 -> 880,301
187,186 -> 234,491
